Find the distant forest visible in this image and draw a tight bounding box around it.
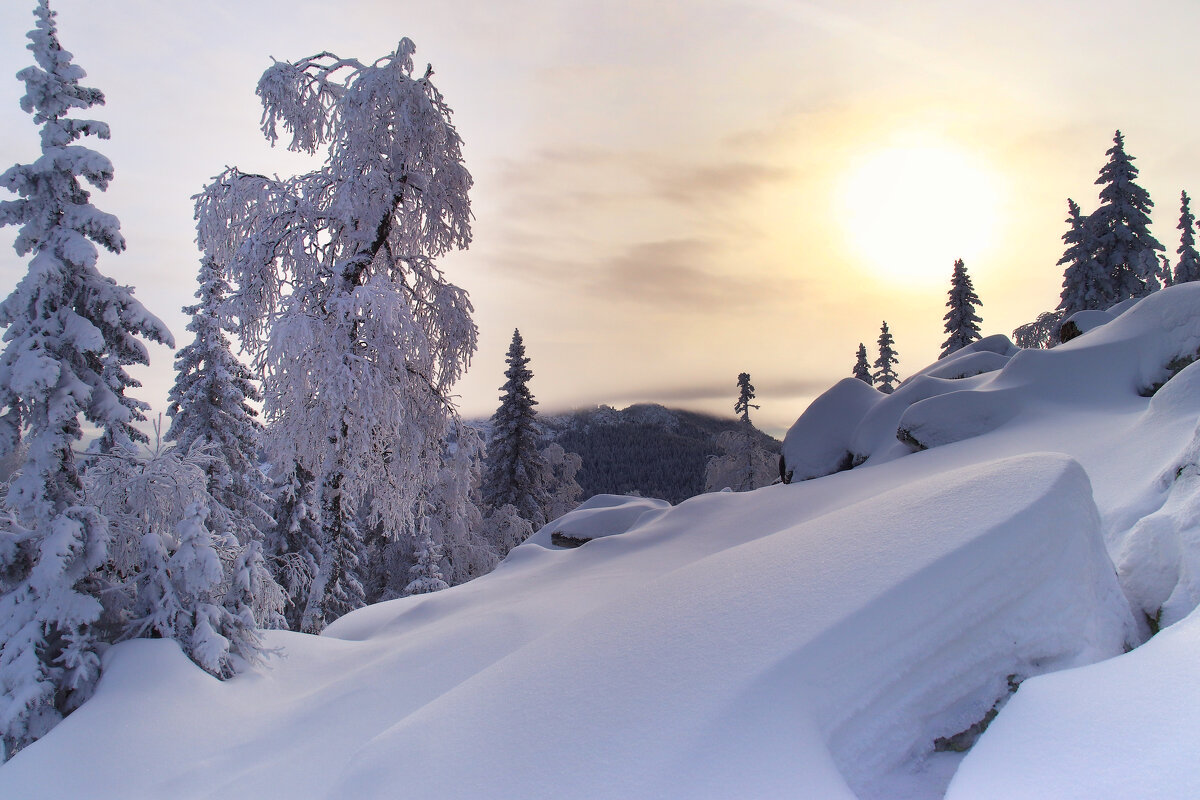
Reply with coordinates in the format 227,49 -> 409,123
538,404 -> 781,504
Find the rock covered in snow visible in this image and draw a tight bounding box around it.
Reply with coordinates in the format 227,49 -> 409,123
780,377 -> 881,482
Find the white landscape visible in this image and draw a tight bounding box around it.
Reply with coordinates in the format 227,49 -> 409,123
4,0 -> 1200,798
6,285 -> 1200,798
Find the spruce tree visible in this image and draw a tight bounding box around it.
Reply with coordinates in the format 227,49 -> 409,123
482,329 -> 549,530
267,462 -> 322,630
734,373 -> 759,424
1091,131 -> 1164,303
852,344 -> 874,385
0,1 -> 172,756
873,322 -> 900,393
1174,191 -> 1200,285
166,255 -> 272,544
940,259 -> 983,358
1056,198 -> 1109,315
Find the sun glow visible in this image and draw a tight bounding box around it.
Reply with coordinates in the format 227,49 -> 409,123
836,143 -> 1002,286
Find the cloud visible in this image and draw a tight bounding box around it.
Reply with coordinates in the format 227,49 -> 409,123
590,238 -> 770,310
649,161 -> 792,208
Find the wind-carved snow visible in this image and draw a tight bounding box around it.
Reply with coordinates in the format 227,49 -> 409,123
0,453 -> 1133,799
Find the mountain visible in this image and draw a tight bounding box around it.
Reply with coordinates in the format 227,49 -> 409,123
9,284 -> 1200,798
539,403 -> 781,504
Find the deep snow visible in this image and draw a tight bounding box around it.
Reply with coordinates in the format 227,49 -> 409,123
8,283 -> 1200,798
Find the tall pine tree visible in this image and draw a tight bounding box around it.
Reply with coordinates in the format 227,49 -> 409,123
1174,191 -> 1200,285
1091,131 -> 1164,303
735,372 -> 759,424
940,259 -> 983,358
0,1 -> 173,757
852,344 -> 873,385
482,329 -> 549,530
166,255 -> 272,545
873,321 -> 900,393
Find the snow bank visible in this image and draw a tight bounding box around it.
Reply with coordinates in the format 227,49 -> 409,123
946,601 -> 1200,800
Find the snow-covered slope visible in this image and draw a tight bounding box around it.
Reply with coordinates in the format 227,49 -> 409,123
8,283 -> 1200,799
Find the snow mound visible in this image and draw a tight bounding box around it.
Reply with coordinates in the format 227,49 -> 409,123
898,388 -> 1020,450
533,493 -> 671,546
781,377 -> 881,481
947,601 -> 1200,800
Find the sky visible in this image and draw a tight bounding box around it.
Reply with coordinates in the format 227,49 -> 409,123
2,0 -> 1199,438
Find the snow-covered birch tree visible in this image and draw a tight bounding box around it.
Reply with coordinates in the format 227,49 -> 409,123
873,322 -> 900,393
0,1 -> 172,757
194,39 -> 477,632
852,343 -> 874,385
1174,191 -> 1200,285
940,259 -> 982,358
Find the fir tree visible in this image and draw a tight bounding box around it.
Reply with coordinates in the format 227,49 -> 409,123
1091,131 -> 1164,303
482,329 -> 549,531
852,344 -> 874,385
873,322 -> 900,393
166,255 -> 272,545
735,373 -> 759,424
1056,198 -> 1108,315
940,259 -> 983,358
403,526 -> 449,596
266,461 -> 322,630
1174,191 -> 1200,285
0,1 -> 172,756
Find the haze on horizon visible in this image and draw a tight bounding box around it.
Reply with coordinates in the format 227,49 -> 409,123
2,0 -> 1198,437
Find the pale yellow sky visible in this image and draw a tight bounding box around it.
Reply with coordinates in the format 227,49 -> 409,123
2,0 -> 1199,437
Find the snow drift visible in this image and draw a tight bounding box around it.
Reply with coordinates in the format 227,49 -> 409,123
0,453 -> 1132,799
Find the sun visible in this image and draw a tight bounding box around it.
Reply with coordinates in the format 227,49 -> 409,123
836,143 -> 1002,287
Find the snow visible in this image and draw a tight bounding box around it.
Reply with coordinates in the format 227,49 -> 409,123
781,377 -> 880,480
12,275 -> 1200,796
946,602 -> 1200,800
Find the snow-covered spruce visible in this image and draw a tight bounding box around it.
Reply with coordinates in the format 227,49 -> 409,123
166,255 -> 272,546
1054,197 -> 1107,318
1091,130 -> 1164,304
0,1 -> 172,758
267,462 -> 322,630
734,372 -> 759,425
194,39 -> 477,631
873,320 -> 900,393
1174,190 -> 1200,285
940,258 -> 983,359
703,429 -> 777,492
852,343 -> 873,384
482,329 -> 550,535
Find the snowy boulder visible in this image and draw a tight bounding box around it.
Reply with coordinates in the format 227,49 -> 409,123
534,494 -> 670,548
849,374 -> 982,463
1059,309 -> 1114,343
780,377 -> 881,482
919,349 -> 1011,380
897,388 -> 1020,451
